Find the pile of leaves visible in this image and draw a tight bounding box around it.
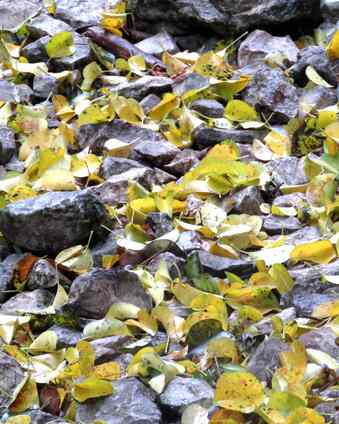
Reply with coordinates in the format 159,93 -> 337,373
0,1 -> 338,423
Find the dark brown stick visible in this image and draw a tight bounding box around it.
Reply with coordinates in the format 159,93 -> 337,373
85,27 -> 166,70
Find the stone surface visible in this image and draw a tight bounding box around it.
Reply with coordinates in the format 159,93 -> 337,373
0,255 -> 23,304
263,215 -> 303,235
241,63 -> 299,123
140,94 -> 161,113
110,76 -> 173,101
33,74 -> 58,99
238,30 -> 299,68
192,250 -> 255,278
90,335 -> 133,363
0,289 -> 54,315
136,31 -> 179,56
0,126 -> 16,166
53,33 -> 92,71
229,186 -> 264,215
300,86 -> 338,113
164,149 -> 201,176
0,351 -> 26,408
266,157 -> 308,187
146,213 -> 173,237
290,46 -> 338,87
159,376 -> 214,413
0,0 -> 41,32
134,138 -> 180,167
322,0 -> 339,20
50,325 -> 82,349
27,14 -> 73,38
27,259 -> 70,290
177,231 -> 202,252
91,231 -> 121,268
299,327 -> 339,358
192,125 -> 263,149
0,191 -> 107,254
146,252 -> 185,278
0,80 -> 32,103
67,267 -> 152,319
76,377 -> 161,424
247,337 -> 289,384
190,99 -> 225,118
133,0 -> 320,36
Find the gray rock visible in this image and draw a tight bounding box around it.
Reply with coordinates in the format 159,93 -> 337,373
0,80 -> 32,103
140,94 -> 161,113
67,267 -> 152,319
289,260 -> 339,291
21,36 -> 49,63
247,337 -> 289,384
290,46 -> 338,87
263,215 -> 302,235
177,231 -> 202,252
27,14 -> 73,38
0,0 -> 41,32
99,157 -> 144,179
266,156 -> 308,187
76,377 -> 161,424
134,138 -> 180,166
14,410 -> 69,423
0,126 -> 16,165
145,213 -> 173,237
159,376 -> 214,414
299,327 -> 339,358
241,63 -> 299,123
0,289 -> 54,315
55,0 -> 118,30
33,74 -> 58,99
53,33 -> 92,71
192,250 -> 255,278
322,0 -> 339,20
285,226 -> 322,245
245,307 -> 296,338
164,149 -> 201,176
27,259 -> 70,290
238,30 -> 299,68
146,252 -> 185,278
229,186 -> 263,215
273,193 -> 306,207
0,351 -> 26,408
173,73 -> 209,97
133,0 -> 320,36
192,125 -> 262,149
90,335 -> 133,363
78,120 -> 166,154
0,191 -> 107,254
107,75 -> 173,102
136,31 -> 179,56
49,325 -> 82,348
0,254 -> 23,304
91,231 -> 121,268
315,402 -> 339,423
285,290 -> 339,317
0,238 -> 12,261
300,86 -> 338,113
191,99 -> 225,118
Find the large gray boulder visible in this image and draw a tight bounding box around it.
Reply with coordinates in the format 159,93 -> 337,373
76,377 -> 161,424
0,0 -> 41,32
132,0 -> 320,36
0,191 -> 107,254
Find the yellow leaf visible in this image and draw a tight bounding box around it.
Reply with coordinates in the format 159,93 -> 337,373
46,32 -> 75,59
269,264 -> 294,295
81,62 -> 102,91
215,371 -> 264,413
149,93 -> 180,122
78,103 -> 112,126
210,409 -> 245,424
287,407 -> 325,424
290,240 -> 336,264
327,30 -> 339,60
10,378 -> 39,413
33,170 -> 76,192
30,330 -> 57,353
73,377 -> 113,402
77,340 -> 95,377
225,100 -> 257,122
6,417 -> 31,424
265,130 -> 291,156
53,95 -> 75,122
93,362 -> 121,380
312,299 -> 339,319
207,337 -> 239,362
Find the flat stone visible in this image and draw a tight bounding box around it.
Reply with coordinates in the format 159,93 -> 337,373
192,250 -> 255,278
91,231 -> 121,268
247,337 -> 289,384
0,254 -> 23,304
159,376 -> 214,414
0,126 -> 16,165
0,289 -> 54,315
146,252 -> 185,278
27,259 -> 70,290
238,30 -> 299,68
76,377 -> 161,424
111,76 -> 173,101
27,14 -> 73,38
99,157 -> 144,179
67,267 -> 152,319
265,157 -> 308,187
0,0 -> 41,32
136,31 -> 179,56
284,290 -> 339,318
300,86 -> 338,113
285,226 -> 322,245
134,138 -> 180,166
90,335 -> 133,363
190,99 -> 225,118
263,215 -> 303,235
164,149 -> 201,176
33,74 -> 58,99
0,351 -> 26,408
0,80 -> 32,103
192,125 -> 263,149
0,191 -> 107,254
140,94 -> 161,114
299,327 -> 339,358
240,63 -> 299,123
145,212 -> 173,238
229,186 -> 264,215
49,325 -> 82,349
21,36 -> 50,63
290,46 -> 338,87
177,231 -> 202,253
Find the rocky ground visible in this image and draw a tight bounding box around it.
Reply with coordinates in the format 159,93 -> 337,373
0,0 -> 338,423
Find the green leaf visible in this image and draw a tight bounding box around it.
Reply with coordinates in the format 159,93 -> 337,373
46,32 -> 75,59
